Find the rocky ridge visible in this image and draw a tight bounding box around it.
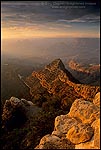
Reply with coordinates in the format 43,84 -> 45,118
25,59 -> 99,110
35,92 -> 100,149
68,59 -> 100,85
68,60 -> 100,74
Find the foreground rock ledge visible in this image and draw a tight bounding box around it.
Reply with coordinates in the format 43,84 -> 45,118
35,92 -> 100,149
2,97 -> 41,130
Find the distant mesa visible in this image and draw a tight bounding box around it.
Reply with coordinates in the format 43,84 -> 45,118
68,59 -> 100,74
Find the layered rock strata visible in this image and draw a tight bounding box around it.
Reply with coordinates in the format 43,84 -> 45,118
25,59 -> 99,110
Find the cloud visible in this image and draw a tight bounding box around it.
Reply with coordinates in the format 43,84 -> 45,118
1,1 -> 100,39
56,14 -> 100,24
1,1 -> 100,27
56,19 -> 86,23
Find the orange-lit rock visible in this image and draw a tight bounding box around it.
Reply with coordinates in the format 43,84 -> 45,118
66,123 -> 94,144
35,92 -> 100,149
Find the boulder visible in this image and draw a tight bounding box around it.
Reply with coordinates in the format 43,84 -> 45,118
54,115 -> 80,134
35,134 -> 75,149
68,99 -> 99,124
66,123 -> 94,144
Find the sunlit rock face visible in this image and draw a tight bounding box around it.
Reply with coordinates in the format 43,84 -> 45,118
35,92 -> 100,149
25,59 -> 99,110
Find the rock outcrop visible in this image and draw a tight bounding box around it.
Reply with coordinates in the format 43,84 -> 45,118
35,92 -> 100,149
2,97 -> 41,130
68,59 -> 100,86
68,59 -> 100,74
25,59 -> 99,110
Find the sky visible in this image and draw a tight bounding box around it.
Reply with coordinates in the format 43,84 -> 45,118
1,1 -> 100,39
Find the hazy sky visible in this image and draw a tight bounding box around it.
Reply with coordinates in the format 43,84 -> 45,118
1,1 -> 100,39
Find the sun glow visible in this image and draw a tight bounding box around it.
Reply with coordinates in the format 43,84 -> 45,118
2,26 -> 100,40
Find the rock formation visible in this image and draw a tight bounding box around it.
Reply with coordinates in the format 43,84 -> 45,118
68,59 -> 100,85
1,59 -> 100,149
2,97 -> 41,130
68,59 -> 100,74
25,59 -> 99,110
35,92 -> 100,149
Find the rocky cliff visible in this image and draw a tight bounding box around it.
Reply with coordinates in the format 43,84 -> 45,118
25,59 -> 99,110
68,59 -> 100,85
35,92 -> 100,149
68,60 -> 100,74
